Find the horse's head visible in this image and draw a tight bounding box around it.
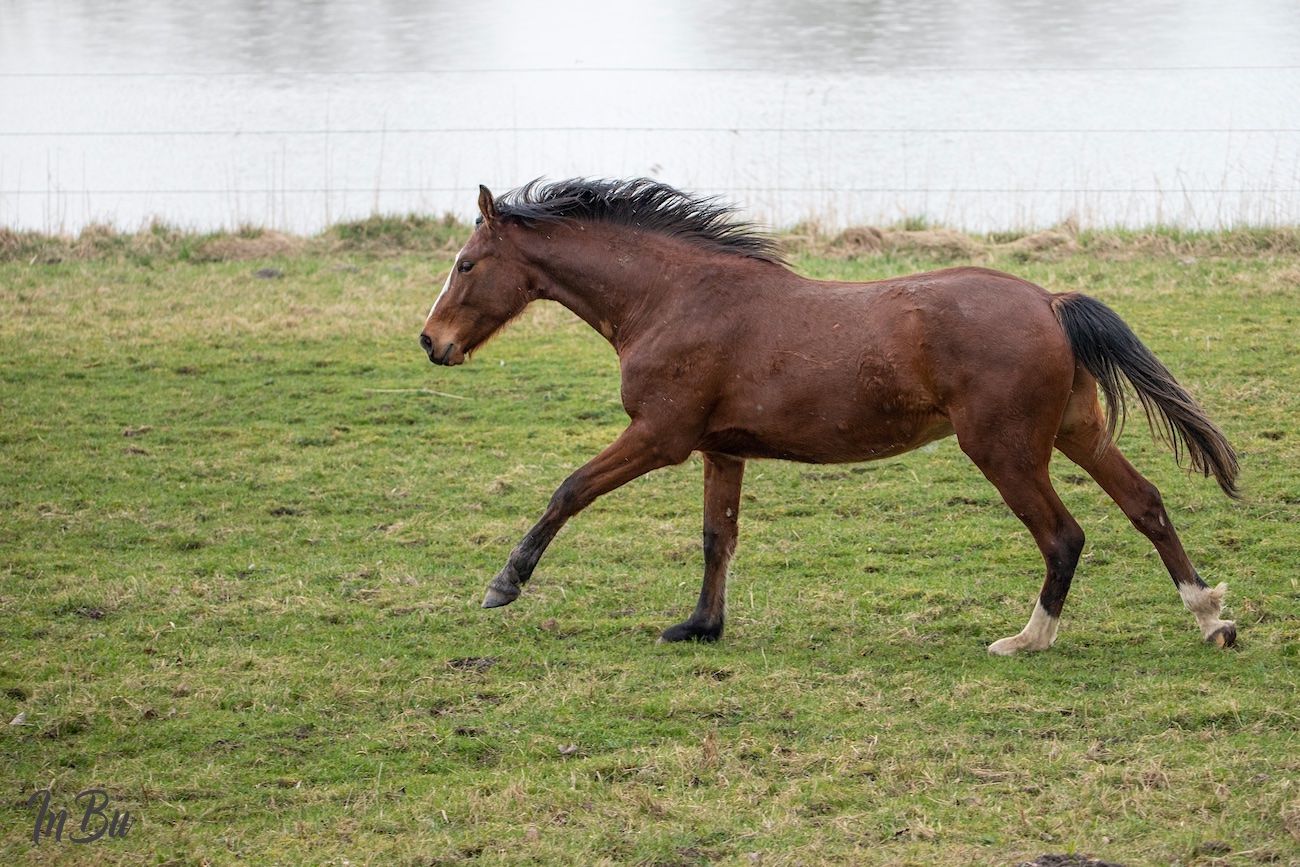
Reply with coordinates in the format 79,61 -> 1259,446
419,186 -> 536,366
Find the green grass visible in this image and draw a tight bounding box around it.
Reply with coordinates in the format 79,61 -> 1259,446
1,233 -> 1299,865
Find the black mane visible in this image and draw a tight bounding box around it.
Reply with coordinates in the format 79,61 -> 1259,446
493,178 -> 785,265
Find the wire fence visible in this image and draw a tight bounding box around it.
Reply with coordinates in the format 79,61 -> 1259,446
3,66 -> 1299,233
3,65 -> 1298,74
6,127 -> 1300,135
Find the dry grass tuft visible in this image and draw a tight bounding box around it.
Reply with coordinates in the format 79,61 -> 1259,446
836,226 -> 886,254
4,218 -> 1299,266
1273,267 -> 1300,287
0,214 -> 472,263
193,230 -> 309,262
1007,229 -> 1079,256
323,213 -> 468,256
1283,801 -> 1300,841
1076,226 -> 1300,260
885,227 -> 983,259
787,219 -> 1083,263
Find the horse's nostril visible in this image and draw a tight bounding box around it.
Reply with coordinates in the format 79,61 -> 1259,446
419,333 -> 433,353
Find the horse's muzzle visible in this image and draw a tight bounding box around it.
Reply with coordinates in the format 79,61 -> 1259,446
419,332 -> 463,366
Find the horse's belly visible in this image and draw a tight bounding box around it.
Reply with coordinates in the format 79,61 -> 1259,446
694,325 -> 953,463
699,404 -> 953,464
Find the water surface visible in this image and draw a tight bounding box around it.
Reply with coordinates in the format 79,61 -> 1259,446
2,0 -> 1298,232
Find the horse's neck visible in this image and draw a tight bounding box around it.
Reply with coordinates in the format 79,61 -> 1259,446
528,230 -> 676,351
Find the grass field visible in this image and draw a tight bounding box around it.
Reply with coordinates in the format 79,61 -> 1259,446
2,222 -> 1299,865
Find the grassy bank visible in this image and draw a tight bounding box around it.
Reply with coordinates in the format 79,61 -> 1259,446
1,225 -> 1298,865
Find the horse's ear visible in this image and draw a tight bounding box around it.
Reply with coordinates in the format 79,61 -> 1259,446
477,185 -> 499,224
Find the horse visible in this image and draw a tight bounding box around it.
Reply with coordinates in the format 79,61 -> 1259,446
419,178 -> 1240,654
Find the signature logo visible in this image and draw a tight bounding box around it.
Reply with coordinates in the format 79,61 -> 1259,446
27,789 -> 134,845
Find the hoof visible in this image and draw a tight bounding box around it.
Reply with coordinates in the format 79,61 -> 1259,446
658,620 -> 723,644
987,634 -> 1052,656
989,603 -> 1059,656
987,636 -> 1023,656
481,570 -> 522,609
481,586 -> 518,608
1206,621 -> 1237,649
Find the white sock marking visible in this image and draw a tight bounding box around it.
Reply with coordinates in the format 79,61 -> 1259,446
989,600 -> 1059,655
1179,581 -> 1232,639
1020,600 -> 1059,647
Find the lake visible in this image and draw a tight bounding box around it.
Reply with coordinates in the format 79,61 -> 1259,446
2,0 -> 1298,233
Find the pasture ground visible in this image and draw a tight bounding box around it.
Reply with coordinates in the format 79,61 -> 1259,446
2,221 -> 1299,865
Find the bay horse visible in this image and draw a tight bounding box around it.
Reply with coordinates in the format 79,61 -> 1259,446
419,179 -> 1240,654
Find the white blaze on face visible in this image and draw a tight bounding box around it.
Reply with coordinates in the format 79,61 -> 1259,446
429,250 -> 463,319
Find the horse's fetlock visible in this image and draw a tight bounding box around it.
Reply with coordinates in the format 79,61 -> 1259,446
508,560 -> 533,586
1179,580 -> 1227,617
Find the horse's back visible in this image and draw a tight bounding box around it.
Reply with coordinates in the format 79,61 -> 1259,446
789,265 -> 1070,389
844,265 -> 1076,417
688,265 -> 1074,464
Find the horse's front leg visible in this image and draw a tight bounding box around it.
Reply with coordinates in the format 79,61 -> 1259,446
481,422 -> 687,608
659,452 -> 744,643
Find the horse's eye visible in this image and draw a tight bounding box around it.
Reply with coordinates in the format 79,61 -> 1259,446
458,260 -> 474,273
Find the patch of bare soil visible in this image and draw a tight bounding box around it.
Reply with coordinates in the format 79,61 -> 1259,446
1016,855 -> 1126,867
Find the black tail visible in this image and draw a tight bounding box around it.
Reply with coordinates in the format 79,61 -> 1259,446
1052,292 -> 1240,499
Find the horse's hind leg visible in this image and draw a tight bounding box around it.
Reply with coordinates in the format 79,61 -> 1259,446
955,421 -> 1086,655
660,452 -> 744,643
1055,393 -> 1236,647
